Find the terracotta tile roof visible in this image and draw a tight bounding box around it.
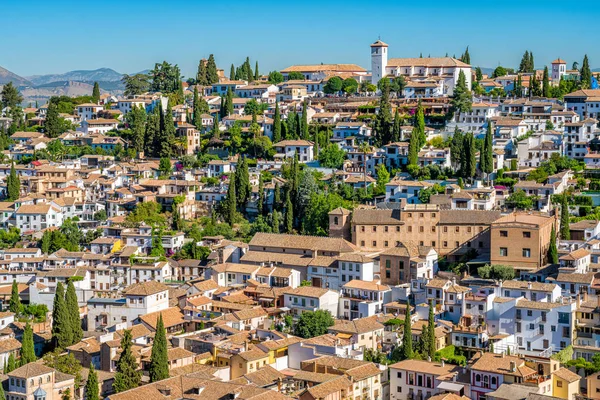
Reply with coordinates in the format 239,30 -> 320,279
281,64 -> 366,73
501,280 -> 556,292
351,209 -> 402,225
123,281 -> 169,296
303,375 -> 352,399
387,57 -> 470,68
553,367 -> 581,383
249,232 -> 356,253
139,307 -> 184,330
284,286 -> 332,298
439,210 -> 502,225
328,316 -> 384,334
556,272 -> 596,284
342,279 -> 390,292
10,363 -> 55,378
470,353 -> 536,377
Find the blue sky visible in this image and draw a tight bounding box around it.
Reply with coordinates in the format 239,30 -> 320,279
2,1 -> 599,77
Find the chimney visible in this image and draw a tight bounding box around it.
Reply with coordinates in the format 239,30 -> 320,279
244,341 -> 249,352
509,361 -> 516,372
577,293 -> 581,308
583,292 -> 588,302
441,360 -> 445,367
528,282 -> 532,290
452,277 -> 456,286
277,377 -> 282,392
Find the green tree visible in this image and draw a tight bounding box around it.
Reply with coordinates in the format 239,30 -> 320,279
581,55 -> 592,89
158,102 -> 176,157
505,189 -> 534,210
45,101 -> 64,138
85,364 -> 99,400
158,157 -> 171,177
112,330 -> 141,393
294,310 -> 335,338
52,282 -> 71,349
548,224 -> 558,264
560,194 -> 570,239
6,162 -> 20,201
122,74 -> 150,96
287,71 -> 304,80
5,353 -> 16,373
285,190 -> 293,233
542,66 -> 550,98
427,300 -> 436,357
235,157 -> 251,210
519,50 -> 532,73
91,82 -> 100,104
257,177 -> 264,216
301,102 -> 309,139
149,314 -> 169,382
318,144 -> 346,169
451,70 -> 472,115
273,101 -> 282,143
400,304 -> 413,360
1,82 -> 23,109
197,59 -> 208,85
324,77 -> 343,94
8,280 -> 22,315
268,71 -> 284,84
375,164 -> 390,195
475,67 -> 483,81
225,179 -> 236,225
462,132 -> 476,181
144,106 -> 160,157
342,78 -> 359,94
408,127 -> 420,167
65,281 -> 83,344
460,46 -> 470,64
414,100 -> 426,148
492,66 -> 508,78
254,61 -> 260,80
375,78 -> 393,146
127,105 -> 147,153
230,64 -> 236,80
21,322 -> 36,365
480,122 -> 493,178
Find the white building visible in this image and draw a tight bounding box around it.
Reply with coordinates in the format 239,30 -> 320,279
76,103 -> 104,121
283,287 -> 339,317
15,204 -> 63,232
551,58 -> 567,83
273,140 -> 314,163
340,280 -> 391,319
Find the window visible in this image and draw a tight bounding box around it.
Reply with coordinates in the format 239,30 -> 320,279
500,247 -> 508,256
500,230 -> 508,237
562,327 -> 569,338
523,231 -> 531,238
372,241 -> 377,247
557,380 -> 563,388
522,248 -> 531,258
558,312 -> 569,324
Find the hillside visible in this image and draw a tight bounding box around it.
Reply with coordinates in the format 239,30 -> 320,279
19,81 -> 123,105
26,68 -> 124,86
0,66 -> 32,86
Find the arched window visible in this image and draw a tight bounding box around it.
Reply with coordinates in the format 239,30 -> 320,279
491,376 -> 497,386
475,374 -> 481,382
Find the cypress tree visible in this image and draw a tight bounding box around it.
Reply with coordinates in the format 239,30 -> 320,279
463,132 -> 476,182
5,353 -> 16,373
542,66 -> 550,98
560,194 -> 570,240
149,314 -> 169,382
45,102 -> 62,138
273,183 -> 281,211
230,64 -> 235,80
159,102 -> 176,158
401,304 -> 413,360
226,178 -> 236,225
7,162 -> 20,201
272,210 -> 280,234
581,55 -> 592,89
226,88 -> 234,116
257,177 -> 264,216
112,330 -> 141,393
407,128 -> 420,166
254,61 -> 260,80
392,109 -> 401,143
548,224 -> 558,264
235,157 -> 250,210
144,106 -> 160,157
414,100 -> 426,148
285,190 -> 293,233
295,112 -> 301,139
52,282 -> 71,349
375,78 -> 392,146
92,82 -> 100,104
8,281 -> 21,315
197,59 -> 207,86
314,128 -> 320,158
244,57 -> 253,82
427,300 -> 436,358
0,376 -> 5,400
301,102 -> 309,140
85,364 -> 99,400
206,54 -> 219,84
480,121 -> 493,179
529,52 -> 534,72
21,322 -> 36,365
192,87 -> 201,130
273,101 -> 281,144
211,114 -> 220,139
65,280 -> 83,345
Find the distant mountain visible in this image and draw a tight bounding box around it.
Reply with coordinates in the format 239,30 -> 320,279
0,66 -> 32,86
27,68 -> 124,86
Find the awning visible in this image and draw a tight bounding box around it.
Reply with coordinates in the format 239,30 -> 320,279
336,333 -> 353,339
437,381 -> 464,392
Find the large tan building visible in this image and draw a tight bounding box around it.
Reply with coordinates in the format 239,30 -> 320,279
330,204 -> 501,262
489,213 -> 556,271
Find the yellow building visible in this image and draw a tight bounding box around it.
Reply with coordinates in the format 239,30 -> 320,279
229,347 -> 270,379
552,367 -> 581,399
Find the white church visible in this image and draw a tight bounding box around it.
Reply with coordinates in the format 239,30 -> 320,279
370,40 -> 472,97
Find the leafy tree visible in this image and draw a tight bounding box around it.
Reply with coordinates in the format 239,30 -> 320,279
65,281 -> 83,344
268,71 -> 284,84
390,76 -> 407,96
452,70 -> 472,115
519,50 -> 532,73
158,102 -> 175,158
85,364 -> 99,400
475,67 -> 483,81
342,78 -> 358,94
45,102 -> 64,138
91,82 -> 100,104
505,189 -> 535,210
560,194 -> 570,239
235,157 -> 251,210
6,162 -> 20,201
226,88 -> 234,116
257,177 -> 264,216
197,59 -> 208,85
52,282 -> 72,349
318,144 -> 346,169
548,224 -> 558,264
243,99 -> 268,116
144,106 -> 160,157
61,389 -> 71,400
122,74 -> 150,96
324,77 -> 343,94
1,82 -> 23,109
112,330 -> 141,393
149,314 -> 169,382
581,55 -> 592,89
287,71 -> 304,80
450,127 -> 464,170
150,61 -> 181,94
206,54 -> 219,84
294,310 -> 334,338
392,109 -> 402,142
477,265 -> 515,280
126,105 -> 147,153
375,78 -> 393,146
492,66 -> 508,78
462,132 -> 476,181
159,157 -> 171,177
21,322 -> 36,365
375,164 -> 390,195
8,281 -> 22,315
